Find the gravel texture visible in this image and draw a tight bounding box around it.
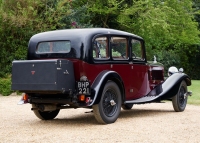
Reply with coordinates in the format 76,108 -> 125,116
0,95 -> 200,143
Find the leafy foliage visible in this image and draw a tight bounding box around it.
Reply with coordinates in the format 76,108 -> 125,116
0,76 -> 12,96
87,0 -> 123,28
187,46 -> 200,79
0,0 -> 71,77
118,0 -> 199,48
64,2 -> 93,28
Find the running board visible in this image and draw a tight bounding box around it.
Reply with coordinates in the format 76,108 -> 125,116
124,91 -> 192,104
124,96 -> 160,104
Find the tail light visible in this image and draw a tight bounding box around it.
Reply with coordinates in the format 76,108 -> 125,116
23,93 -> 28,101
18,93 -> 29,105
79,94 -> 85,101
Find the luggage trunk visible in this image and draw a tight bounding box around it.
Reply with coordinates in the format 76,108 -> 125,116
11,59 -> 75,93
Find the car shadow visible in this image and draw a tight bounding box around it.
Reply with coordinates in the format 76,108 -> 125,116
29,107 -> 175,126
119,108 -> 174,119
30,110 -> 97,126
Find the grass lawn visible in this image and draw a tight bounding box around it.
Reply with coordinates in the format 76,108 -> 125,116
188,80 -> 200,106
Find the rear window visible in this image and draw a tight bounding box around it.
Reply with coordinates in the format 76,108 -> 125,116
36,41 -> 71,54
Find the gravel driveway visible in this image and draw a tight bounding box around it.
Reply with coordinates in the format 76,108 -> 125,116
0,95 -> 200,143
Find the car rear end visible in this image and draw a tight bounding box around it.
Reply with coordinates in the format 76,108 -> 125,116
11,30 -> 92,110
12,59 -> 78,107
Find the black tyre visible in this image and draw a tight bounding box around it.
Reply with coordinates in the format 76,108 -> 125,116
32,104 -> 60,120
93,81 -> 122,124
172,81 -> 188,112
122,103 -> 133,110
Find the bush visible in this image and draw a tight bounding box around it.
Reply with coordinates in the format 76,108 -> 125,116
0,76 -> 12,96
187,46 -> 200,79
0,0 -> 72,78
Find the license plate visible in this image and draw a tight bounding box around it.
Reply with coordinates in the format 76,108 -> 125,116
77,81 -> 90,95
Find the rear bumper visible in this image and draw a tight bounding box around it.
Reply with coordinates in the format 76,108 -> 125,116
18,93 -> 93,107
18,93 -> 73,105
29,96 -> 72,104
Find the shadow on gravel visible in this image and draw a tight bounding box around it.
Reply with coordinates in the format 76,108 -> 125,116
30,111 -> 97,126
119,108 -> 174,119
28,108 -> 175,126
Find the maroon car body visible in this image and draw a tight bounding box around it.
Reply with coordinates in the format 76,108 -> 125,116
11,28 -> 192,124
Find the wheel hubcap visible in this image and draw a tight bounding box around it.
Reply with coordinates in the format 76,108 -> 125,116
102,89 -> 118,117
110,100 -> 116,106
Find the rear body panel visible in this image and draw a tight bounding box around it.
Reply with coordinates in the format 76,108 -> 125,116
12,59 -> 75,93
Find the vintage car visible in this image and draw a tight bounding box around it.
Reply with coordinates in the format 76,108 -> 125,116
11,28 -> 192,124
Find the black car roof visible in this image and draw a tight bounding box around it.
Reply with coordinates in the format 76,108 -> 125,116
28,28 -> 144,60
30,28 -> 143,42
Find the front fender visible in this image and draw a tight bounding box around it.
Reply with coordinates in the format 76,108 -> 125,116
148,72 -> 191,100
89,70 -> 125,106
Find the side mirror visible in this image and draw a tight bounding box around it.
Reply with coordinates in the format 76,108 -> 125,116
179,68 -> 184,73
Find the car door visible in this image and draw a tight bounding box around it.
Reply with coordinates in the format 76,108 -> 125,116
109,36 -> 133,99
128,38 -> 150,100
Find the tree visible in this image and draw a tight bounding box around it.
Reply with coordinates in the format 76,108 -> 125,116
118,0 -> 199,49
0,0 -> 71,77
86,0 -> 124,28
63,0 -> 94,28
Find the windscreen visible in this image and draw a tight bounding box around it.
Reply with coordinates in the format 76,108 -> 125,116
36,41 -> 71,54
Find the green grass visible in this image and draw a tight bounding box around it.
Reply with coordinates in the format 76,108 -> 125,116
188,80 -> 200,105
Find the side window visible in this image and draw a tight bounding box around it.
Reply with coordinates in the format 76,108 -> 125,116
111,37 -> 128,60
93,37 -> 109,59
131,39 -> 143,60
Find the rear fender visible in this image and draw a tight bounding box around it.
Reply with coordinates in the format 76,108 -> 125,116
89,70 -> 125,106
148,73 -> 191,100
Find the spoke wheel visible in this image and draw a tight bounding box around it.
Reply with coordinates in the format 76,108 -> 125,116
172,81 -> 187,112
93,81 -> 121,124
32,104 -> 60,120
